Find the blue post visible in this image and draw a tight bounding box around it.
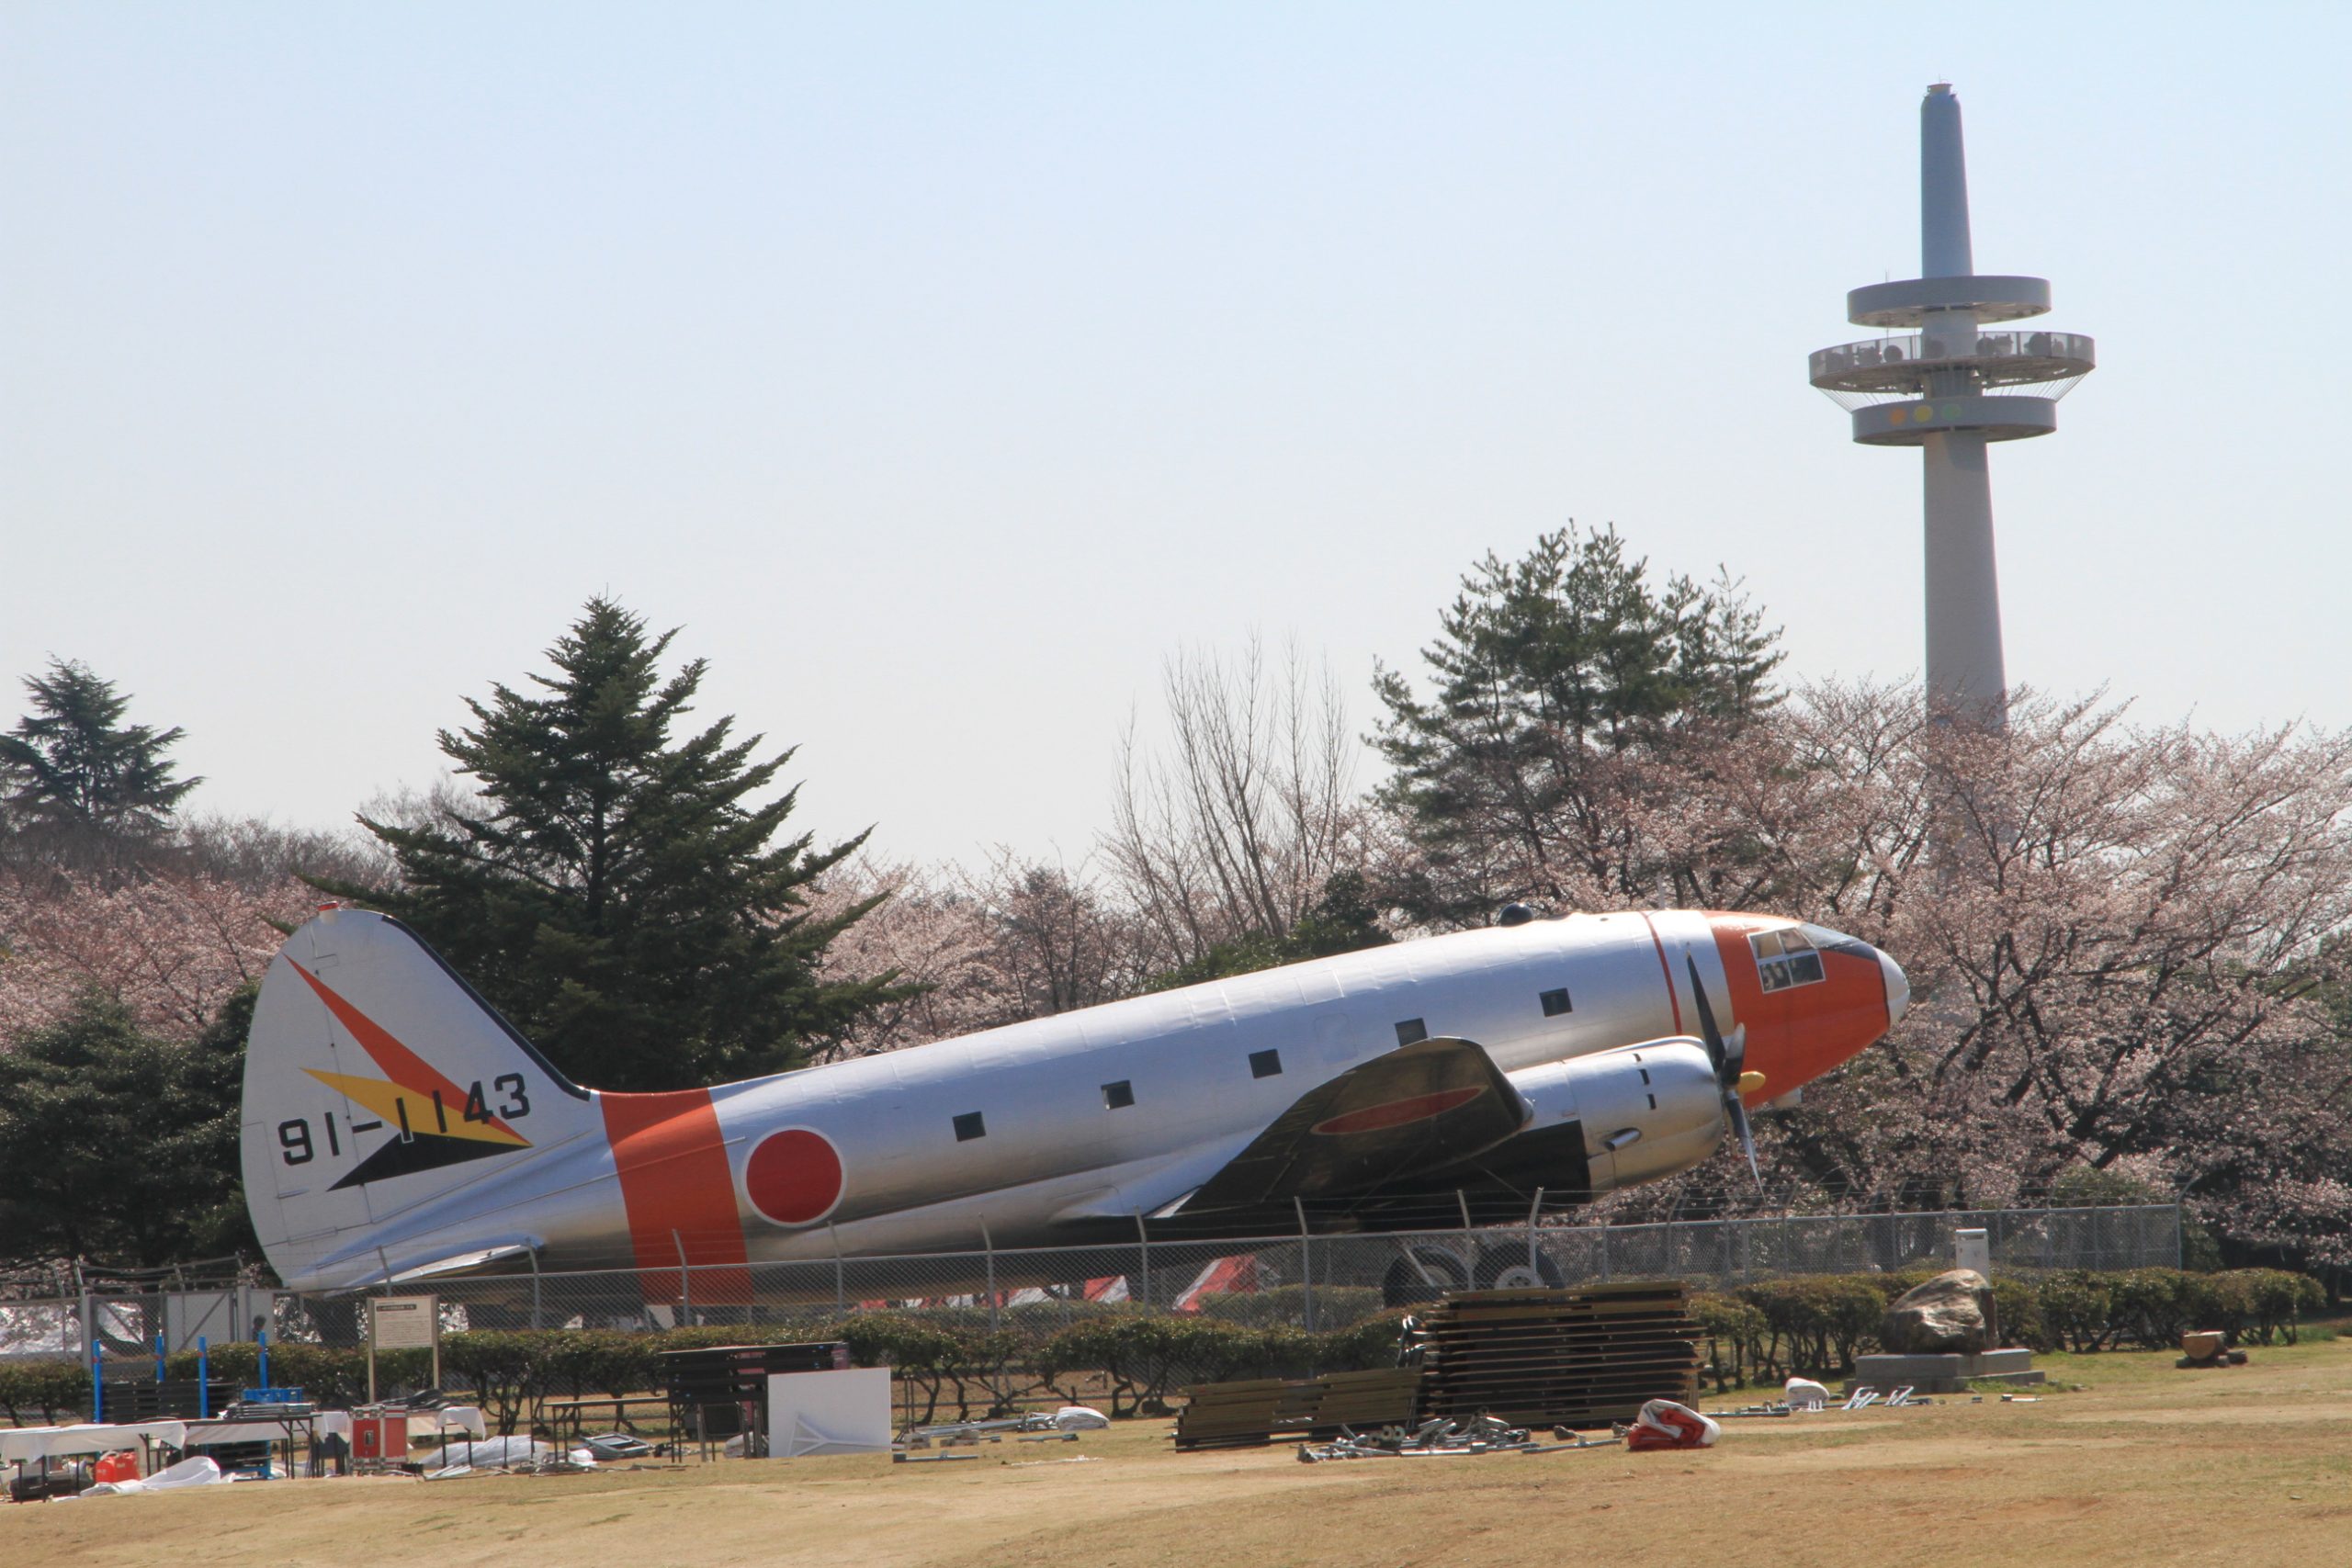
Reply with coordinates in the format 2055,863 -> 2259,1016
91,1338 -> 103,1423
155,1331 -> 165,1384
257,1327 -> 269,1391
198,1337 -> 210,1417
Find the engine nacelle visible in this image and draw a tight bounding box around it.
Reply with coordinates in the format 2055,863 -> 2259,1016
1506,1040 -> 1725,1196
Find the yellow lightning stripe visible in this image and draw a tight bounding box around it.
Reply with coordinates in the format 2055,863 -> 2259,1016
304,1068 -> 530,1146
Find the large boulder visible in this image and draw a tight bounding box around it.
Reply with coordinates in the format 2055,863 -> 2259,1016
1882,1269 -> 1994,1354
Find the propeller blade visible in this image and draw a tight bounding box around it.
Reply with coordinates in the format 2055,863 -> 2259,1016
1729,1096 -> 1762,1190
1683,952 -> 1724,1066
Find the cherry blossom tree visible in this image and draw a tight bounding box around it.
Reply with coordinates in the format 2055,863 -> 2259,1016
0,865 -> 312,1041
1588,682 -> 2352,1278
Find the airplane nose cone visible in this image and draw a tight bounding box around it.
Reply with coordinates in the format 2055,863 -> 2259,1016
1878,947 -> 1910,1029
1702,912 -> 1905,1101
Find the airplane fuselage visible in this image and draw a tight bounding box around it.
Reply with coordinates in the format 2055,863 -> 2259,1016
247,906 -> 1905,1293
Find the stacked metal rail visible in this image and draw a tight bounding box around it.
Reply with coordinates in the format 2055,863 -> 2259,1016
1172,1366 -> 1423,1450
1411,1283 -> 1701,1430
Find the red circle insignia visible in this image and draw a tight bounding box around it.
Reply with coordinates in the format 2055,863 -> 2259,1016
743,1128 -> 844,1226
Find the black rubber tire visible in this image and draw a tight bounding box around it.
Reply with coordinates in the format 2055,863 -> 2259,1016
1382,1244 -> 1471,1307
1474,1244 -> 1566,1291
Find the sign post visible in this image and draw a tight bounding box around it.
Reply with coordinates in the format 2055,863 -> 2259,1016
367,1295 -> 440,1404
1955,1228 -> 1996,1346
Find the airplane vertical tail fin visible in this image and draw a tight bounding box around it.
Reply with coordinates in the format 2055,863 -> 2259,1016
241,906 -> 595,1289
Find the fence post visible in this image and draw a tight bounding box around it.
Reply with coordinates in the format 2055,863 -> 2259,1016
529,1247 -> 542,1331
1135,1214 -> 1151,1311
1599,1226 -> 1611,1283
2171,1202 -> 2183,1269
831,1224 -> 847,1316
1295,1199 -> 1315,1335
981,1222 -> 1000,1335
673,1230 -> 692,1325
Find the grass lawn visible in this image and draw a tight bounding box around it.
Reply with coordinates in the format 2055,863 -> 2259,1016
7,1335 -> 2351,1567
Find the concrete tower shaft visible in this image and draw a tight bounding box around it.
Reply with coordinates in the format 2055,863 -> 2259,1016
1808,84 -> 2095,718
1921,85 -> 1973,279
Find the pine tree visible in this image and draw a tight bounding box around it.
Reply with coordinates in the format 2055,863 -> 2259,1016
0,989 -> 250,1265
0,660 -> 199,862
311,598 -> 910,1091
1373,525 -> 1782,924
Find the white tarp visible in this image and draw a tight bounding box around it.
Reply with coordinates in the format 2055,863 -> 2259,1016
0,1422 -> 188,1462
1052,1405 -> 1110,1430
431,1436 -> 592,1471
766,1368 -> 891,1457
77,1457 -> 227,1495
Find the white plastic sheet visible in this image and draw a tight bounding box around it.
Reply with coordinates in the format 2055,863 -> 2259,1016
430,1436 -> 592,1472
1052,1405 -> 1110,1430
78,1457 -> 225,1496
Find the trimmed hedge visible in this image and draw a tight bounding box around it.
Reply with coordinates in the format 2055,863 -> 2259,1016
3,1267 -> 2322,1427
1691,1266 -> 2324,1386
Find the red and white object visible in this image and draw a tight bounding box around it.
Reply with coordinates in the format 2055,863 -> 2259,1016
1624,1399 -> 1721,1451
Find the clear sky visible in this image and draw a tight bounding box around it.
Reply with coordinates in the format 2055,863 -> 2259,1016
4,3 -> 2345,868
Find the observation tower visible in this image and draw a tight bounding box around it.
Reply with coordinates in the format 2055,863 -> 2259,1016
1809,84 -> 2094,717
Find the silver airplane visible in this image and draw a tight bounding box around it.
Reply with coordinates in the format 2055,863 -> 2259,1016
242,904 -> 1908,1299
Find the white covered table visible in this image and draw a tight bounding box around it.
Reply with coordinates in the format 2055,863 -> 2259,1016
0,1422 -> 188,1462
183,1406 -> 487,1448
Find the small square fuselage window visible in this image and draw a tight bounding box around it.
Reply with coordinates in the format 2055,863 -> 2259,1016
1102,1079 -> 1135,1110
1394,1018 -> 1429,1046
1249,1048 -> 1283,1079
1541,987 -> 1572,1017
953,1111 -> 986,1142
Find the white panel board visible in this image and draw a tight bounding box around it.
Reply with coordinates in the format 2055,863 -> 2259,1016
766,1368 -> 892,1458
1954,1228 -> 1992,1277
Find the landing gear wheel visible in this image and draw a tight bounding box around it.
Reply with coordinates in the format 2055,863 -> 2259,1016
1382,1244 -> 1471,1307
1475,1245 -> 1566,1291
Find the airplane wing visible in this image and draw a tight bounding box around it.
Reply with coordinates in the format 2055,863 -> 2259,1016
1175,1037 -> 1531,1215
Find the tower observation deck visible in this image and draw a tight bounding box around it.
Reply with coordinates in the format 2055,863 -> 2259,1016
1811,84 -> 2093,715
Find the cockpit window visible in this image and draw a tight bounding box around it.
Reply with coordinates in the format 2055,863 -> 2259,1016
1751,927 -> 1826,993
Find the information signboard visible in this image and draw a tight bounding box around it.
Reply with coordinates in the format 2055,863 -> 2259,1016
369,1296 -> 438,1350
368,1295 -> 440,1401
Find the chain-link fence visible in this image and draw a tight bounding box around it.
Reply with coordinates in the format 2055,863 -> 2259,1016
341,1203 -> 2181,1340
1,1206 -> 2179,1359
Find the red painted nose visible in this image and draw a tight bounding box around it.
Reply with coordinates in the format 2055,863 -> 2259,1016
1703,913 -> 1904,1102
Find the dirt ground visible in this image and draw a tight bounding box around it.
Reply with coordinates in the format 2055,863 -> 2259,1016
8,1339 -> 2352,1568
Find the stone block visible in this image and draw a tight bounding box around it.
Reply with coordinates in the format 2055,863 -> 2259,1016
1846,1348 -> 2044,1394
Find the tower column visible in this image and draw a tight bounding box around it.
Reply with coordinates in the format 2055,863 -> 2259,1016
1807,83 -> 2093,726
1921,430 -> 2006,713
